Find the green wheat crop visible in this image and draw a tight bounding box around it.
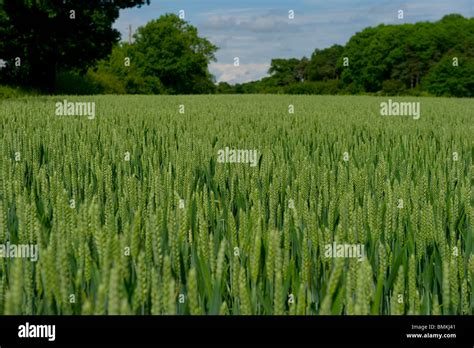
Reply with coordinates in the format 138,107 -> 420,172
0,95 -> 472,315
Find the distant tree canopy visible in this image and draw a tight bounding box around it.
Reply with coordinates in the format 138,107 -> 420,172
225,14 -> 474,97
268,58 -> 308,85
1,8 -> 472,97
0,0 -> 150,91
306,45 -> 343,81
91,14 -> 218,94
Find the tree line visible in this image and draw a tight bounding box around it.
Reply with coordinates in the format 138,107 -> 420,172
0,1 -> 472,97
222,14 -> 474,97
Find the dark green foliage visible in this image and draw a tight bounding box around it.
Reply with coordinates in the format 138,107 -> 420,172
381,80 -> 407,96
268,58 -> 308,86
0,0 -> 150,91
306,45 -> 344,81
424,55 -> 474,97
55,70 -> 101,95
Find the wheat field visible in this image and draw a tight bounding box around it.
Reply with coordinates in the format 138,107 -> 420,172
0,95 -> 472,315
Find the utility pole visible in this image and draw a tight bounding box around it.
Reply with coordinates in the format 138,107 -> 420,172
128,24 -> 132,44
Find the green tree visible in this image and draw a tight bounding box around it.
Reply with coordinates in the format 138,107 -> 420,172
267,58 -> 305,86
0,0 -> 150,91
216,82 -> 235,94
306,45 -> 344,81
131,14 -> 217,94
92,14 -> 217,94
90,42 -> 165,94
424,54 -> 474,97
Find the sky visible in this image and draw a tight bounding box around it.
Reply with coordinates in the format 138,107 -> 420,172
113,0 -> 474,84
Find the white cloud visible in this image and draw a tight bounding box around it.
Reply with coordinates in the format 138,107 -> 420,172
203,13 -> 298,33
210,63 -> 270,84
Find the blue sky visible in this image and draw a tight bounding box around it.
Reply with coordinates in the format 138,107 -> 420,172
114,0 -> 474,84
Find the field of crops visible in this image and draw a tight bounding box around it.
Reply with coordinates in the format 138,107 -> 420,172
0,95 -> 472,315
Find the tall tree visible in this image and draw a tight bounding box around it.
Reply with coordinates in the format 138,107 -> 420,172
0,0 -> 149,91
118,14 -> 218,94
268,58 -> 307,86
306,45 -> 344,81
424,54 -> 474,97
